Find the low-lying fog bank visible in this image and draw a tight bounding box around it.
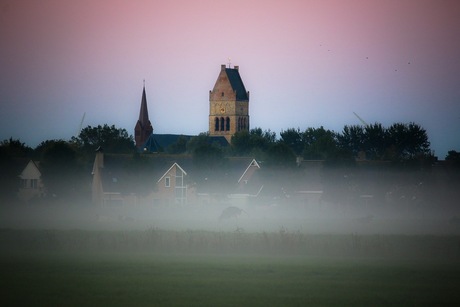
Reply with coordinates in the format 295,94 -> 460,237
1,201 -> 460,235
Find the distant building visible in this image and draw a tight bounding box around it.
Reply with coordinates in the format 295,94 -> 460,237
134,86 -> 153,149
17,160 -> 46,202
134,64 -> 250,151
209,64 -> 250,143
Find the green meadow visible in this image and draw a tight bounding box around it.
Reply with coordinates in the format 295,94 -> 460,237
1,229 -> 460,306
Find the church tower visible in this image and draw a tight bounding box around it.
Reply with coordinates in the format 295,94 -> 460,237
209,64 -> 250,143
134,85 -> 153,149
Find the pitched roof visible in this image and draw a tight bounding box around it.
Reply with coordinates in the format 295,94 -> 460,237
225,68 -> 249,101
142,134 -> 194,152
208,136 -> 229,147
142,134 -> 229,153
157,162 -> 187,183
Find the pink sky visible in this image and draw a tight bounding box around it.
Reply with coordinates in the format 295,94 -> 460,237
1,0 -> 459,158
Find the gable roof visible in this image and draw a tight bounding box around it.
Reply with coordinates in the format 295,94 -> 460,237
157,162 -> 187,183
237,159 -> 260,183
19,160 -> 41,179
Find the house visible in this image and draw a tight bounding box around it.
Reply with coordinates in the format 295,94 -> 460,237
149,162 -> 196,206
90,149 -> 263,207
91,149 -> 197,207
192,157 -> 263,206
17,160 -> 46,202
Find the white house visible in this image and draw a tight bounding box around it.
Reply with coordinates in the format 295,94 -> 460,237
17,160 -> 45,202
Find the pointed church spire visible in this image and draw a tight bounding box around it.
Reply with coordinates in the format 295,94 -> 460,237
139,85 -> 150,126
134,83 -> 153,149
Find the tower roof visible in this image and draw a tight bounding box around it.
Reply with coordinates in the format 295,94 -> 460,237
135,85 -> 153,148
138,86 -> 150,126
211,65 -> 249,101
225,67 -> 249,101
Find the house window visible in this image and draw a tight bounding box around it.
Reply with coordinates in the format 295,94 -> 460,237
165,177 -> 170,188
20,179 -> 27,189
175,171 -> 187,205
225,117 -> 230,131
31,179 -> 38,189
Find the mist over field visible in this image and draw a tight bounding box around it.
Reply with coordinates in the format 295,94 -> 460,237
2,186 -> 459,236
2,179 -> 460,306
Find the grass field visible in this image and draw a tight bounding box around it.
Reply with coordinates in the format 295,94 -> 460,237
1,229 -> 460,306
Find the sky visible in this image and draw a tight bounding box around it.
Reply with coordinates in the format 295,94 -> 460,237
1,0 -> 459,159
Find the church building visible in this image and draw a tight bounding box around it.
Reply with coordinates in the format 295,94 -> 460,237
209,64 -> 250,143
134,64 -> 250,151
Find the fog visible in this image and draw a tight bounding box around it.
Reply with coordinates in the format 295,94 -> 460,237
2,196 -> 459,236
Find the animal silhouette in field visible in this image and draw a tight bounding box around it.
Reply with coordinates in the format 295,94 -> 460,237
219,206 -> 247,221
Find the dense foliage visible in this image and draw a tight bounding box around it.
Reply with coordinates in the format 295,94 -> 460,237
0,139 -> 34,203
72,124 -> 135,156
38,140 -> 88,200
0,121 -> 450,204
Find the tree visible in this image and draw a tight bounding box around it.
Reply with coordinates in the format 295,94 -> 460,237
446,150 -> 460,161
302,127 -> 339,160
338,122 -> 431,163
0,138 -> 33,204
386,122 -> 430,161
231,131 -> 251,156
72,124 -> 135,155
280,128 -> 303,155
186,133 -> 226,169
39,140 -> 87,201
0,138 -> 33,158
338,125 -> 364,157
186,132 -> 211,153
167,136 -> 188,154
231,128 -> 276,157
266,142 -> 297,168
362,123 -> 387,160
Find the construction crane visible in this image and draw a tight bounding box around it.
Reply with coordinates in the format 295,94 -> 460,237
76,112 -> 86,136
353,112 -> 369,127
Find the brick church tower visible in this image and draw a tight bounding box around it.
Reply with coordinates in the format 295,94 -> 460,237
209,64 -> 250,143
134,86 -> 153,149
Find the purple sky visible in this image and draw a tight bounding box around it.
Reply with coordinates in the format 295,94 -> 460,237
1,0 -> 459,158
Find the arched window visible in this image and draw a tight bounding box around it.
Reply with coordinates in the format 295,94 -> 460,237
215,117 -> 219,131
220,117 -> 225,131
226,117 -> 230,131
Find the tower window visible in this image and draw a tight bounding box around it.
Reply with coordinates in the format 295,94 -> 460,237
220,117 -> 225,131
221,92 -> 224,97
226,117 -> 230,131
215,117 -> 219,131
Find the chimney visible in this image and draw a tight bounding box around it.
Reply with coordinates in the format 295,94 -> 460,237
234,65 -> 239,71
221,64 -> 226,71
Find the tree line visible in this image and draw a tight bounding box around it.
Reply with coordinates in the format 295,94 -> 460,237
1,122 -> 459,204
